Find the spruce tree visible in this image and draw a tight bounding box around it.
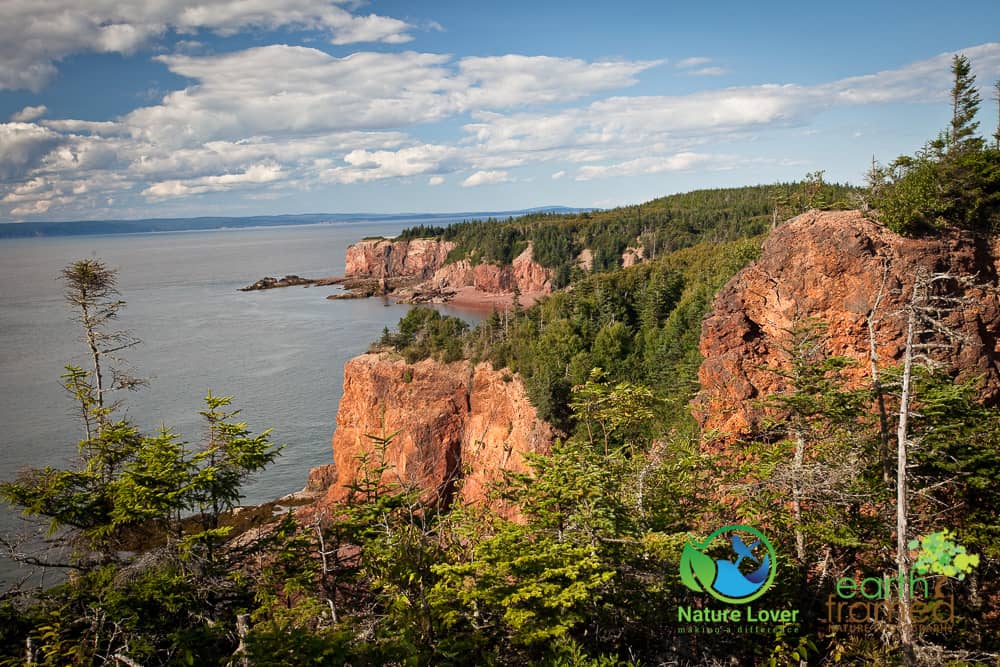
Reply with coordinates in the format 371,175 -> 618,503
948,54 -> 982,152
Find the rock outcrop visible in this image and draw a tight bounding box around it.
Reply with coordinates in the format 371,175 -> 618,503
343,238 -> 552,304
345,238 -> 455,279
621,246 -> 645,268
313,353 -> 553,512
240,275 -> 317,291
509,244 -> 552,294
418,244 -> 553,295
696,209 -> 1000,437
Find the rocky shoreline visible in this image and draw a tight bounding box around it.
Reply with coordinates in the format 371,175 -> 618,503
239,274 -> 344,291
242,235 -> 555,308
338,236 -> 554,307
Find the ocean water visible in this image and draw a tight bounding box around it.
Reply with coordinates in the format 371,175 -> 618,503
0,222 -> 480,586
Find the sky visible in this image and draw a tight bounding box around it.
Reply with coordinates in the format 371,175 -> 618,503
1,1 -> 999,222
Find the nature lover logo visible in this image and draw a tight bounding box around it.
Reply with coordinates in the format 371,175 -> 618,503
680,524 -> 777,604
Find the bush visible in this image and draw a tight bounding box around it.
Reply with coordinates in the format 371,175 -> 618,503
379,307 -> 469,363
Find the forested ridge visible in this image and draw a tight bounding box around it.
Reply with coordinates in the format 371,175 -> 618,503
397,176 -> 857,286
1,56 -> 1000,666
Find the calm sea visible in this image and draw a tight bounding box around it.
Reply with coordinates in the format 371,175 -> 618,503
0,222 -> 480,586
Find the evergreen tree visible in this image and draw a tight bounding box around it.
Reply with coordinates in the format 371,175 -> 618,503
1,260 -> 147,563
188,392 -> 282,558
948,54 -> 982,152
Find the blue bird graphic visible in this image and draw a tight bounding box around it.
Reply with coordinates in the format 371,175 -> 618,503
731,534 -> 760,568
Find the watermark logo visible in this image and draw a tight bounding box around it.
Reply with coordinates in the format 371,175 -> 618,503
826,529 -> 980,634
680,524 -> 777,604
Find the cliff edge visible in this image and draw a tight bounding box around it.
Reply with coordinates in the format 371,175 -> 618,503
309,353 -> 553,512
344,237 -> 552,304
696,209 -> 1000,437
345,237 -> 455,279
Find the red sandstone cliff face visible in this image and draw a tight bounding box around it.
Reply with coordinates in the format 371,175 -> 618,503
509,244 -> 552,294
345,238 -> 552,301
696,209 -> 1000,437
345,238 -> 455,279
419,244 -> 553,295
314,353 -> 553,511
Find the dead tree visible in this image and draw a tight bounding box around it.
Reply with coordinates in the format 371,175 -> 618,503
889,268 -> 975,666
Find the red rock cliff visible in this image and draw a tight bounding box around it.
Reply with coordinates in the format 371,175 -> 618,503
314,353 -> 553,510
345,238 -> 455,279
419,243 -> 553,295
696,209 -> 1000,437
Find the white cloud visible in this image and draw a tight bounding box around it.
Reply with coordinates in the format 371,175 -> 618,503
462,170 -> 511,187
0,122 -> 66,179
690,66 -> 727,76
575,152 -> 723,180
463,85 -> 807,161
142,162 -> 282,199
677,56 -> 712,69
4,42 -> 1000,219
10,199 -> 51,217
0,0 -> 417,91
41,119 -> 128,135
463,42 -> 1000,165
330,13 -> 414,45
10,105 -> 48,122
116,47 -> 656,149
321,144 -> 462,183
817,42 -> 1000,104
456,55 -> 661,108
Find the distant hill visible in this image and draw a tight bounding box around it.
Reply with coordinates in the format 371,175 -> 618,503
0,207 -> 592,239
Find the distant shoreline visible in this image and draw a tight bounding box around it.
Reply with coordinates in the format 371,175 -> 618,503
0,207 -> 594,240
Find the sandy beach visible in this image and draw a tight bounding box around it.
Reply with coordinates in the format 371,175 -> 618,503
443,286 -> 547,312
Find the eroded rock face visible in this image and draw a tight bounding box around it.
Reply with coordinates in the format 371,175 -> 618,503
345,238 -> 455,279
425,259 -> 474,290
621,246 -> 645,268
347,239 -> 552,300
416,244 -> 553,295
314,353 -> 553,511
696,209 -> 1000,436
510,244 -> 552,294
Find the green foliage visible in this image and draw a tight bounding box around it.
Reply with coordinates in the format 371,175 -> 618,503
870,54 -> 1000,233
433,524 -> 614,646
905,371 -> 1000,560
440,217 -> 526,265
0,402 -> 146,558
112,427 -> 192,532
396,182 -> 856,283
869,154 -> 947,233
430,438 -> 624,657
2,563 -> 244,666
0,258 -> 289,666
396,224 -> 448,241
7,156 -> 1000,665
463,236 -> 759,433
379,307 -> 469,363
569,368 -> 659,454
909,530 -> 980,580
188,392 -> 283,539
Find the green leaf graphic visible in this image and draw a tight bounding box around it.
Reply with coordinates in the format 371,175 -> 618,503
680,543 -> 717,594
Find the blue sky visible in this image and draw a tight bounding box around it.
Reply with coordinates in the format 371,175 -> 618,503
1,0 -> 999,222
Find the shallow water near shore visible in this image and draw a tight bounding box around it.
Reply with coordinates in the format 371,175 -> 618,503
0,222 -> 483,587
